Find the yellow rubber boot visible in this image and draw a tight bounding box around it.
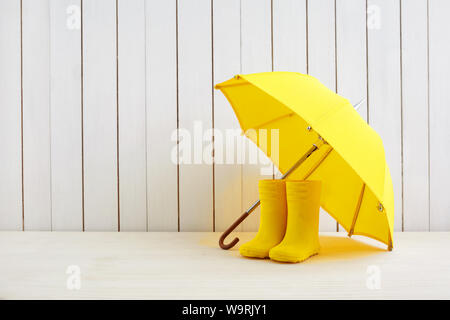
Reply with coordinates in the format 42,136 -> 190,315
269,180 -> 321,263
239,180 -> 287,259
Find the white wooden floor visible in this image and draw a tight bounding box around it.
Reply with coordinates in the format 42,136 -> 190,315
1,232 -> 449,299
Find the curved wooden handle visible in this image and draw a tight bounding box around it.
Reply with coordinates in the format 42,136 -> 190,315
219,211 -> 250,250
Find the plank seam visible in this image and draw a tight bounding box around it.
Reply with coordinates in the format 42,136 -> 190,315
175,0 -> 180,232
399,0 -> 405,231
270,0 -> 274,73
271,0 -> 275,180
48,0 -> 53,231
334,0 -> 338,232
80,0 -> 85,232
20,0 -> 24,231
305,0 -> 309,74
211,0 -> 215,232
115,0 -> 120,232
239,0 -> 243,228
365,0 -> 370,124
426,0 -> 431,231
334,0 -> 338,95
144,0 -> 149,232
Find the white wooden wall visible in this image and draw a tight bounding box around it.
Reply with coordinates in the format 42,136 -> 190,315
0,0 -> 449,232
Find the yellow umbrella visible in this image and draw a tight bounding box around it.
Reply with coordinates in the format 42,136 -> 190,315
215,72 -> 394,251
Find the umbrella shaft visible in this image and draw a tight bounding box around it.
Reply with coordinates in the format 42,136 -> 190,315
281,145 -> 319,179
246,199 -> 261,214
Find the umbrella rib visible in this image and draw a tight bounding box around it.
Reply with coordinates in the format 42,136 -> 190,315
252,112 -> 295,130
388,231 -> 393,251
302,147 -> 333,180
348,183 -> 366,237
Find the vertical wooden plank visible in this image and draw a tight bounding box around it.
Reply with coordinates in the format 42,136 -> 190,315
307,0 -> 338,231
367,0 -> 402,231
177,0 -> 213,231
272,0 -> 306,180
241,0 -> 273,231
82,0 -> 118,231
0,0 -> 22,230
272,0 -> 307,73
213,0 -> 242,231
22,0 -> 52,230
429,0 -> 450,231
145,0 -> 178,231
336,0 -> 367,121
307,0 -> 336,89
117,0 -> 147,231
335,0 -> 367,231
49,0 -> 83,230
401,0 -> 429,231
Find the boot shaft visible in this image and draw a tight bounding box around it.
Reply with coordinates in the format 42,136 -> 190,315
285,180 -> 321,239
257,180 -> 287,237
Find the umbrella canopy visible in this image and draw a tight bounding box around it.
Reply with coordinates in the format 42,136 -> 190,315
215,72 -> 394,250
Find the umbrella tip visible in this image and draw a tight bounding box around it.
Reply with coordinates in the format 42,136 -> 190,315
353,98 -> 366,111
